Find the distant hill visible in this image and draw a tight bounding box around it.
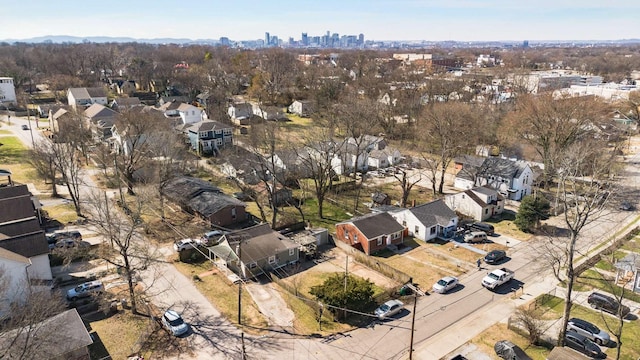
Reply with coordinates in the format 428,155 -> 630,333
1,35 -> 217,45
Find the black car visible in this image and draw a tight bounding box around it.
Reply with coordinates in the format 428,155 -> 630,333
471,222 -> 495,236
484,250 -> 506,264
564,332 -> 606,358
21,124 -> 29,130
588,292 -> 630,317
494,340 -> 532,360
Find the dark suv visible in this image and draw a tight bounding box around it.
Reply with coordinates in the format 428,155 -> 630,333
471,222 -> 495,236
587,292 -> 630,317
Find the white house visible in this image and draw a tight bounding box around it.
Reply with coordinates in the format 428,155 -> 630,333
331,143 -> 369,175
0,248 -> 31,316
454,157 -> 533,201
386,199 -> 458,241
228,102 -> 253,125
177,103 -> 203,125
67,87 -> 108,109
0,77 -> 17,104
445,186 -> 504,221
288,100 -> 314,117
367,147 -> 403,169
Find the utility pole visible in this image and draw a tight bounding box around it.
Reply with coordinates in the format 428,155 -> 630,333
344,255 -> 348,320
237,240 -> 247,360
408,292 -> 418,360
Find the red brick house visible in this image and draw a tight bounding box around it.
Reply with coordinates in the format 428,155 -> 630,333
335,212 -> 405,255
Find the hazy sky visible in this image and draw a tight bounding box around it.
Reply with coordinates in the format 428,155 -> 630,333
2,0 -> 639,42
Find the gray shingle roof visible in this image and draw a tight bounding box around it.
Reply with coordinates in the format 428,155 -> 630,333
162,176 -> 244,217
409,199 -> 457,228
188,120 -> 232,133
346,212 -> 405,239
226,223 -> 298,263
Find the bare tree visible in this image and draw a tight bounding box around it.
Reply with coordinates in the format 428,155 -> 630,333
86,189 -> 162,315
26,145 -> 58,197
391,168 -> 422,207
513,306 -> 545,345
534,139 -> 616,347
40,140 -> 84,216
419,102 -> 475,194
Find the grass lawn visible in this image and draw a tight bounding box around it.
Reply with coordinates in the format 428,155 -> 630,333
0,136 -> 27,163
0,129 -> 12,134
485,210 -> 533,241
90,312 -> 153,360
172,260 -> 269,333
576,269 -> 640,304
272,283 -> 352,335
594,250 -> 628,272
42,202 -> 80,225
469,322 -> 550,360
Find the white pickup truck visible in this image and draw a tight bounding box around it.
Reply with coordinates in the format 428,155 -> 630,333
482,267 -> 514,290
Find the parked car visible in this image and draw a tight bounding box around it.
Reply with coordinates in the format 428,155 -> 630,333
161,309 -> 189,336
374,299 -> 404,320
464,231 -> 487,243
52,230 -> 83,241
564,332 -> 606,358
494,340 -> 532,360
200,230 -> 226,245
587,292 -> 630,317
567,318 -> 610,345
174,238 -> 200,252
484,250 -> 506,264
54,238 -> 90,249
21,124 -> 29,130
619,201 -> 634,211
432,276 -> 459,294
66,281 -> 104,301
471,222 -> 495,235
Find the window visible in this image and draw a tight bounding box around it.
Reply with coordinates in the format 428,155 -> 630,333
402,221 -> 406,227
354,234 -> 358,242
430,227 -> 436,235
231,208 -> 237,219
289,248 -> 295,256
485,209 -> 489,214
394,232 -> 399,239
268,256 -> 276,264
344,230 -> 349,239
377,238 -> 383,246
215,130 -> 222,135
414,226 -> 419,234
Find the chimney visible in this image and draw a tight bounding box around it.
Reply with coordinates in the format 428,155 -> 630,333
411,199 -> 416,207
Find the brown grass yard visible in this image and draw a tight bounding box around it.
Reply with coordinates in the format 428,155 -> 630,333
90,312 -> 153,360
172,260 -> 269,333
469,322 -> 549,360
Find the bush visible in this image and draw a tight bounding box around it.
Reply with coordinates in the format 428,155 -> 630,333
514,195 -> 550,232
310,274 -> 375,321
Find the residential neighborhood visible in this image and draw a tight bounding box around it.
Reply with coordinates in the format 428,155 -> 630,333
1,29 -> 640,360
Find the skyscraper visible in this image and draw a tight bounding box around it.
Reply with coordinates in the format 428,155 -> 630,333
301,32 -> 308,46
265,32 -> 271,46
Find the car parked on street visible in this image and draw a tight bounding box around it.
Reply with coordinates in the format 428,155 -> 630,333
564,332 -> 606,358
494,340 -> 532,360
66,281 -> 104,301
161,309 -> 189,336
432,276 -> 459,294
567,318 -> 610,345
587,292 -> 630,317
484,250 -> 506,264
374,299 -> 404,320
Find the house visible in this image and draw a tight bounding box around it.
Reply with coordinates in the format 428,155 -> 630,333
0,248 -> 31,316
177,103 -> 203,125
115,80 -> 138,95
615,252 -> 640,293
186,120 -> 233,155
454,157 -> 533,201
207,223 -> 299,279
252,103 -> 287,121
0,309 -> 93,360
162,176 -> 248,227
0,77 -> 17,104
445,186 -> 505,221
219,146 -> 269,185
331,143 -> 369,175
227,102 -> 254,125
347,134 -> 387,152
49,106 -> 72,133
335,212 -> 405,255
367,147 -> 403,169
111,96 -> 141,111
287,100 -> 314,117
67,87 -> 108,109
83,104 -> 118,141
389,199 -> 458,241
0,185 -> 52,282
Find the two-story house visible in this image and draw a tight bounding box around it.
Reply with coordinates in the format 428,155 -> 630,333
227,102 -> 254,125
67,87 -> 108,109
445,186 -> 505,221
454,156 -> 534,201
335,212 -> 405,255
83,104 -> 118,141
186,120 -> 233,155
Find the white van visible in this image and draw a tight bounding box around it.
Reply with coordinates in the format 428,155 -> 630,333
464,231 -> 487,243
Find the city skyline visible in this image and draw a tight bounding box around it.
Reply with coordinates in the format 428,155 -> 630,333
2,0 -> 639,42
